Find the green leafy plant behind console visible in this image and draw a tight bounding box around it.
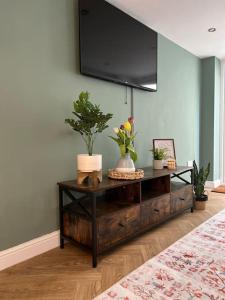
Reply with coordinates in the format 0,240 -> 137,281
65,91 -> 113,155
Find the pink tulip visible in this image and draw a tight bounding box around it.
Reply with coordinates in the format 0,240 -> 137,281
128,116 -> 134,124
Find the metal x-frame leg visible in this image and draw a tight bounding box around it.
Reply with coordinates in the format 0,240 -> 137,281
58,187 -> 98,267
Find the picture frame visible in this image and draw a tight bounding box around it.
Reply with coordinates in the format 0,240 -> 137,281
153,139 -> 176,165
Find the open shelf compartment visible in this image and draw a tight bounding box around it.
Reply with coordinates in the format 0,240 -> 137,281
64,182 -> 141,219
141,175 -> 170,201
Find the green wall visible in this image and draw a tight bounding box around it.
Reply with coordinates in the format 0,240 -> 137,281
134,37 -> 201,168
200,57 -> 221,180
0,0 -> 201,251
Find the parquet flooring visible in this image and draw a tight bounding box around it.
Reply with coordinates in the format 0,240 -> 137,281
0,190 -> 225,300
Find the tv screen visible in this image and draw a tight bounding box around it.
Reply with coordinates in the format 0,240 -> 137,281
79,0 -> 157,92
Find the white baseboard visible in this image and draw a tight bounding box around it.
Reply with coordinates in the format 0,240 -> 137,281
205,180 -> 221,189
0,230 -> 60,271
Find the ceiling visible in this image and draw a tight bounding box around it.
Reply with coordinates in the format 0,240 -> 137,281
106,0 -> 225,60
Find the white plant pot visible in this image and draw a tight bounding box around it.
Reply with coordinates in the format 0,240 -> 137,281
77,154 -> 102,172
153,160 -> 163,170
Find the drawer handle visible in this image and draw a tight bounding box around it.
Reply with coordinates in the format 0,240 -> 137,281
154,209 -> 160,213
179,197 -> 185,201
118,216 -> 134,227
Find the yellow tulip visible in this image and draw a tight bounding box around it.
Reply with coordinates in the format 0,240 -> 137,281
123,121 -> 131,132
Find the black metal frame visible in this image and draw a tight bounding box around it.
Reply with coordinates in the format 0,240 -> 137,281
59,187 -> 98,267
171,169 -> 191,184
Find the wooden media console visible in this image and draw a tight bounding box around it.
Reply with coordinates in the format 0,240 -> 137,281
58,166 -> 193,267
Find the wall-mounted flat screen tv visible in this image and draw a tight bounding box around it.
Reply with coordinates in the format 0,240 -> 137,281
79,0 -> 157,92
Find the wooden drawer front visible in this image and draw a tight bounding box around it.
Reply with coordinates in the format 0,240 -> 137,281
63,212 -> 92,247
171,185 -> 193,213
141,194 -> 170,227
98,205 -> 140,252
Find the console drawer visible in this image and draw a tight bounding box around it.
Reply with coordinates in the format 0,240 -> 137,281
98,205 -> 140,252
171,184 -> 193,213
141,194 -> 171,227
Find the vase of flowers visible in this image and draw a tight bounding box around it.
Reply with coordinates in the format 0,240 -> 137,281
110,117 -> 137,173
65,91 -> 113,173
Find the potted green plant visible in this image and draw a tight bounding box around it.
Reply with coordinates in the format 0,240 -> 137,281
193,160 -> 210,210
65,91 -> 113,172
110,117 -> 137,172
151,148 -> 167,170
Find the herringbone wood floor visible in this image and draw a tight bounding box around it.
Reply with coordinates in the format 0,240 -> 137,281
1,190 -> 225,300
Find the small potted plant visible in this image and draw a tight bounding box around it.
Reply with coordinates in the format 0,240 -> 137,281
151,148 -> 167,169
65,91 -> 113,172
110,117 -> 137,172
193,160 -> 210,210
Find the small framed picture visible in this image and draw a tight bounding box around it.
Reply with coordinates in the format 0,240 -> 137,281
153,139 -> 176,165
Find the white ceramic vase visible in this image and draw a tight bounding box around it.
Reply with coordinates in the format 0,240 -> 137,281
116,153 -> 135,173
77,154 -> 102,172
153,160 -> 163,170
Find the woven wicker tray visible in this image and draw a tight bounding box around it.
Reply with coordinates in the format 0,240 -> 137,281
108,169 -> 144,180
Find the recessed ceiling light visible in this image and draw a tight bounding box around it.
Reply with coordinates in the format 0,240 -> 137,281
208,27 -> 216,32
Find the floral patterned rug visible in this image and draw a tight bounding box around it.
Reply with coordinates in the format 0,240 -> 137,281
94,209 -> 225,300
